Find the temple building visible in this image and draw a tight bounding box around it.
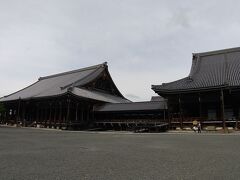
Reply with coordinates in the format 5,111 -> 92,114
0,62 -> 130,129
0,62 -> 167,131
152,47 -> 240,130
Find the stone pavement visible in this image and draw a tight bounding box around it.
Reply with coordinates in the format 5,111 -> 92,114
0,126 -> 240,180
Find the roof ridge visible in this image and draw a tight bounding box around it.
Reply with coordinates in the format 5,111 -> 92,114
39,62 -> 107,81
193,47 -> 240,57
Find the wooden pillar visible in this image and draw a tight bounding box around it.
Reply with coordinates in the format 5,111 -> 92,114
163,99 -> 167,122
53,102 -> 57,127
16,98 -> 21,126
39,106 -> 42,125
22,103 -> 26,126
4,107 -> 7,124
28,102 -> 31,123
49,102 -> 52,127
26,101 -> 31,123
44,103 -> 47,127
220,89 -> 226,131
59,102 -> 62,125
87,104 -> 90,122
92,105 -> 95,123
36,103 -> 39,125
81,105 -> 84,122
179,95 -> 183,129
66,98 -> 71,127
236,114 -> 239,130
198,92 -> 202,123
166,98 -> 171,130
236,101 -> 239,130
75,103 -> 79,122
42,107 -> 44,124
5,105 -> 8,124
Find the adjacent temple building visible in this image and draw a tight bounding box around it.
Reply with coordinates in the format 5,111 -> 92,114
1,47 -> 240,131
152,47 -> 240,130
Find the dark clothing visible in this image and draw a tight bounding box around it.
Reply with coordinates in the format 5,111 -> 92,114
197,123 -> 201,133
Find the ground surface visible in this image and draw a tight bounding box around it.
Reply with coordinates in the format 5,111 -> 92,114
0,127 -> 240,180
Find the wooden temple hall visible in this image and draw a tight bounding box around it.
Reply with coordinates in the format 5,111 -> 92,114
152,47 -> 240,130
0,62 -> 167,130
0,63 -> 128,129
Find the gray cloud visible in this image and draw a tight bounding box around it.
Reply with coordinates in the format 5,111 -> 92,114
1,0 -> 240,101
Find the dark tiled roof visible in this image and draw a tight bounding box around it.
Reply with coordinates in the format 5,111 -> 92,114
0,62 -> 128,103
152,47 -> 240,94
94,101 -> 167,112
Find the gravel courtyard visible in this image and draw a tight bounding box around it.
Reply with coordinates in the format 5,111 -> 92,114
0,127 -> 240,180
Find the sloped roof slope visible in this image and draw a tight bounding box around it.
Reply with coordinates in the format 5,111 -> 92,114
0,62 -> 129,103
152,47 -> 240,94
71,87 -> 129,103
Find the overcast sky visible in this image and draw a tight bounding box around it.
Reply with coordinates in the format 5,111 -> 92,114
1,0 -> 240,101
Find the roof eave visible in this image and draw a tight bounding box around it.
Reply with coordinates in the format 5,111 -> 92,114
153,85 -> 240,95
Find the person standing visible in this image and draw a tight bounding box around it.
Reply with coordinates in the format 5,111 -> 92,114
197,122 -> 201,133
